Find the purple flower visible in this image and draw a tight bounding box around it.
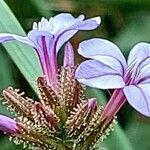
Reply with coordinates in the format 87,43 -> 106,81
0,115 -> 20,135
76,38 -> 150,122
0,13 -> 100,90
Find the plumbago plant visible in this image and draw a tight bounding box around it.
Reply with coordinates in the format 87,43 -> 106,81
0,13 -> 116,150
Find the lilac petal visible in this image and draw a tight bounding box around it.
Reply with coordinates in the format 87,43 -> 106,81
128,42 -> 150,66
127,43 -> 150,84
55,30 -> 77,53
78,38 -> 127,76
0,115 -> 19,134
51,13 -> 85,34
75,60 -> 125,89
0,33 -> 34,47
135,58 -> 150,84
63,42 -> 74,67
54,15 -> 100,52
27,30 -> 53,55
50,13 -> 100,34
71,16 -> 101,30
123,84 -> 150,116
28,30 -> 58,86
28,31 -> 54,62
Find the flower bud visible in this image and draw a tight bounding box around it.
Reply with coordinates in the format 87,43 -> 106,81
0,115 -> 19,135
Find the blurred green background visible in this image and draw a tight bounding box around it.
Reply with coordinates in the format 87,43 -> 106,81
0,0 -> 150,150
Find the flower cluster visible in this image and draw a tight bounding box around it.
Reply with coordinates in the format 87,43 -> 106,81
0,12 -> 150,150
0,13 -> 115,150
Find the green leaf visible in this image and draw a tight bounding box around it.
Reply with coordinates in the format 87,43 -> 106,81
103,125 -> 133,150
0,46 -> 16,116
0,0 -> 41,92
126,117 -> 150,150
0,46 -> 15,89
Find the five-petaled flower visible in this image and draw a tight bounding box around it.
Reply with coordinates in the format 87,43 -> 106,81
0,13 -> 100,90
0,14 -> 113,150
76,38 -> 150,123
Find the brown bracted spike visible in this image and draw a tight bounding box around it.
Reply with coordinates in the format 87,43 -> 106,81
75,109 -> 103,148
59,67 -> 70,106
12,123 -> 60,150
69,78 -> 85,110
2,87 -> 59,132
76,108 -> 116,149
2,87 -> 35,120
66,98 -> 97,137
37,77 -> 59,109
59,67 -> 84,111
34,103 -> 60,129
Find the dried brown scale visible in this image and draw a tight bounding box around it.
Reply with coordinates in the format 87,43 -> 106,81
14,123 -> 62,149
59,66 -> 84,112
2,88 -> 35,121
2,67 -> 115,150
72,110 -> 102,147
76,113 -> 116,150
66,100 -> 97,137
37,77 -> 60,109
59,67 -> 74,108
33,103 -> 59,129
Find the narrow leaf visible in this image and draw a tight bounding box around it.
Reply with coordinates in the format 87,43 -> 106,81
0,0 -> 41,92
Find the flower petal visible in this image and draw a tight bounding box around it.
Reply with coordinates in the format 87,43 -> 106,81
76,60 -> 125,89
0,33 -> 34,46
27,30 -> 53,51
123,84 -> 150,116
63,42 -> 74,67
78,38 -> 127,76
127,43 -> 150,84
54,15 -> 101,52
70,16 -> 101,30
27,30 -> 54,58
28,30 -> 58,87
55,30 -> 77,53
51,13 -> 85,34
45,13 -> 100,34
128,42 -> 150,66
0,115 -> 19,134
135,58 -> 150,84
